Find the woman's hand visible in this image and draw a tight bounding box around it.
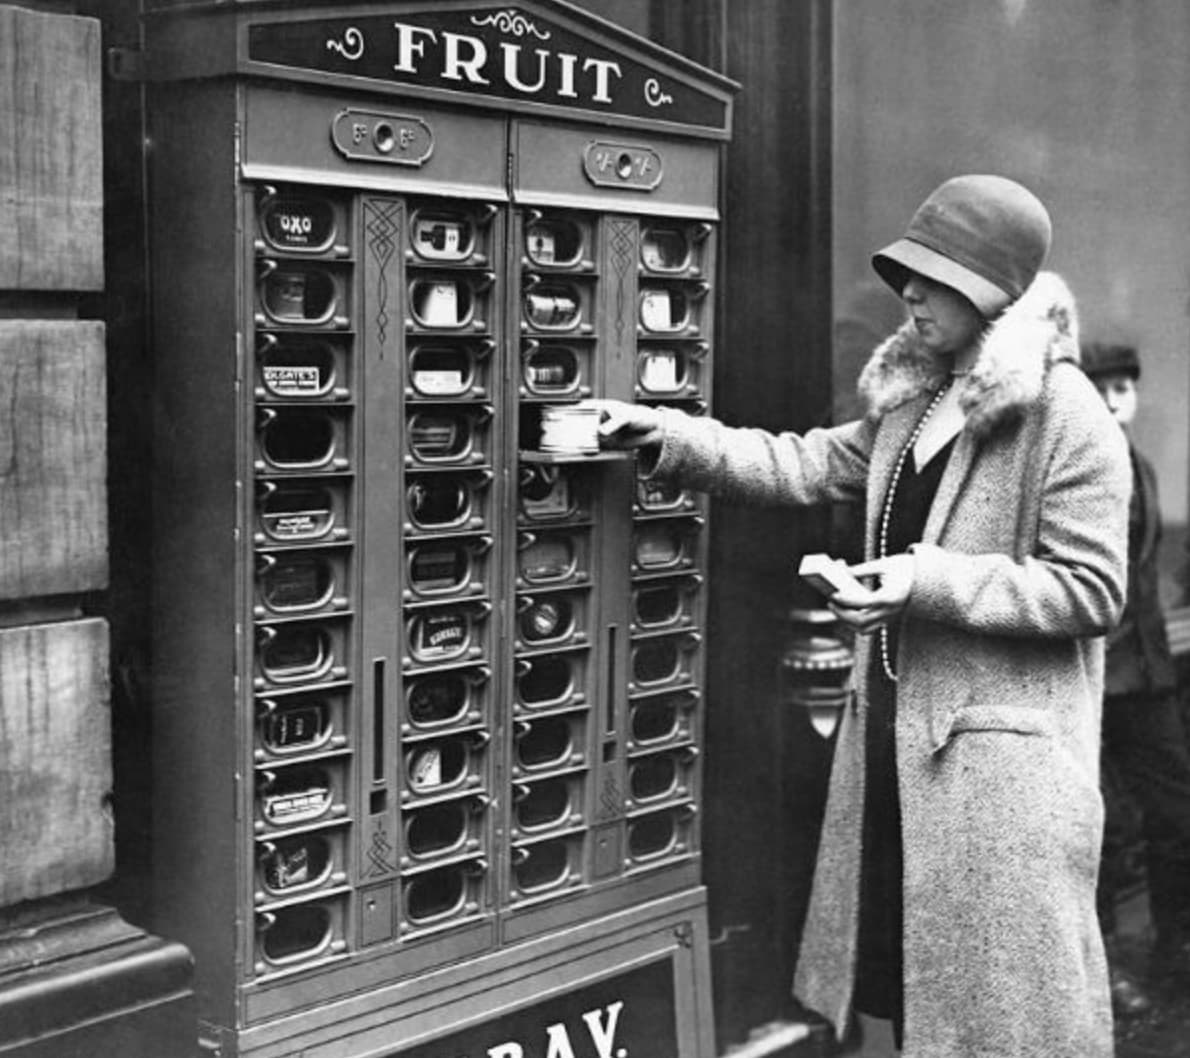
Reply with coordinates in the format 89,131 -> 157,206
828,553 -> 915,633
581,399 -> 664,450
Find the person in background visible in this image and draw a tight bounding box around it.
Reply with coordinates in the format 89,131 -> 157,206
588,174 -> 1130,1057
1081,340 -> 1190,1016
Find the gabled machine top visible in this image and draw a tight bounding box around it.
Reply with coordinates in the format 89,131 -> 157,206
142,0 -> 738,139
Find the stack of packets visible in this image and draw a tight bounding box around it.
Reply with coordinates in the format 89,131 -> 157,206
539,404 -> 602,455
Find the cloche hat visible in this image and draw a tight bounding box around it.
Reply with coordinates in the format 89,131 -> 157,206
1080,341 -> 1140,381
872,174 -> 1052,317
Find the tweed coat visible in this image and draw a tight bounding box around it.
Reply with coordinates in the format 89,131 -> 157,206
647,272 -> 1130,1058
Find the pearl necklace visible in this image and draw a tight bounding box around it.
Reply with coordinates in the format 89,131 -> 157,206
877,381 -> 951,683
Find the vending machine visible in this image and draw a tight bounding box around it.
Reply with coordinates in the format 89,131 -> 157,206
139,3 -> 734,1055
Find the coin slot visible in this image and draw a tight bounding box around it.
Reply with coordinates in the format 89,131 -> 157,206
515,716 -> 571,770
517,655 -> 574,708
406,801 -> 468,858
407,477 -> 471,530
513,838 -> 569,891
515,778 -> 570,830
630,753 -> 678,801
632,639 -> 681,685
262,267 -> 338,325
260,834 -> 332,894
405,865 -> 467,922
407,673 -> 470,728
259,903 -> 332,963
261,410 -> 336,469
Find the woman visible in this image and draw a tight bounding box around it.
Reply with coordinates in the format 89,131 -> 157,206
594,175 -> 1129,1057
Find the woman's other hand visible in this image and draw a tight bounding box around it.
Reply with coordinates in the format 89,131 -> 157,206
582,399 -> 664,450
828,553 -> 915,633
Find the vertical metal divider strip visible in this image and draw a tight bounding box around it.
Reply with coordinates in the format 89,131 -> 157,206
496,117 -> 519,929
238,175 -> 256,988
356,189 -> 405,935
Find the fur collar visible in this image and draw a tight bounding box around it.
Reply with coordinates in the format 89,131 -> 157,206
856,271 -> 1080,438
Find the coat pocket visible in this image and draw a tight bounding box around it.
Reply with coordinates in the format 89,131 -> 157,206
932,704 -> 1056,752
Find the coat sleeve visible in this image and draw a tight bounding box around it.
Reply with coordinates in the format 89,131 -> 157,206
905,370 -> 1131,638
644,406 -> 875,507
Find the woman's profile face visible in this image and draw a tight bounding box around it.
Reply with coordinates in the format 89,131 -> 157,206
900,272 -> 985,355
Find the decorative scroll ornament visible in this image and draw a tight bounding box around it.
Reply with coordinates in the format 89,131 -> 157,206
470,10 -> 551,39
644,78 -> 674,107
326,27 -> 364,61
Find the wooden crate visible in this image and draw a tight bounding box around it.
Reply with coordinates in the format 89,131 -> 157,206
0,320 -> 107,599
0,4 -> 103,291
0,618 -> 113,905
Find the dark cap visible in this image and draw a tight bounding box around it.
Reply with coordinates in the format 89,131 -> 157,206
873,175 -> 1052,317
1080,341 -> 1140,381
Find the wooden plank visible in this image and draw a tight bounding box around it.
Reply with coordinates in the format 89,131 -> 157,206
0,618 -> 112,905
0,5 -> 103,290
0,320 -> 107,598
